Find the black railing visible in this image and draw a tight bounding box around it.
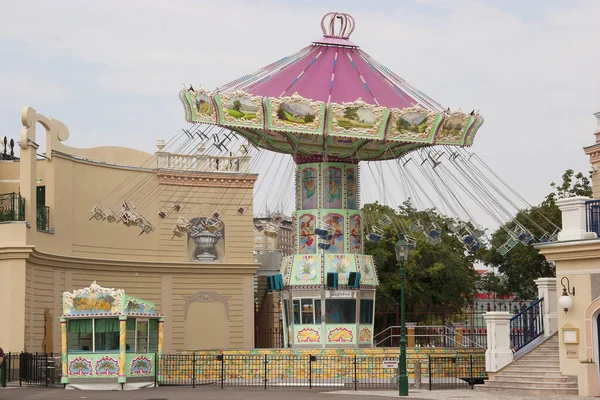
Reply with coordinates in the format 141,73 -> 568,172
428,354 -> 487,389
586,199 -> 600,236
0,192 -> 25,222
37,205 -> 51,232
510,298 -> 544,352
2,353 -> 61,387
156,353 -> 486,390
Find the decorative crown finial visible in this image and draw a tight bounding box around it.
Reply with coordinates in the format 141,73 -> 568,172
321,12 -> 355,39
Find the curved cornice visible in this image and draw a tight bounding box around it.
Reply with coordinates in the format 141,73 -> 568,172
0,246 -> 35,260
156,170 -> 258,188
21,248 -> 259,274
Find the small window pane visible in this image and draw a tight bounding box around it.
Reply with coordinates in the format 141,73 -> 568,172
94,318 -> 120,352
149,319 -> 158,352
314,300 -> 322,324
301,299 -> 314,324
360,299 -> 374,324
326,299 -> 356,324
293,300 -> 301,324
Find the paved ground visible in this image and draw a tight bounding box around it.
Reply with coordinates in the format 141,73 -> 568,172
0,386 -> 597,400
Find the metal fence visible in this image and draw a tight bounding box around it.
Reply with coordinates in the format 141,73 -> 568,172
510,298 -> 544,352
0,192 -> 25,222
156,353 -> 486,390
37,205 -> 51,232
374,300 -> 534,348
3,353 -> 61,387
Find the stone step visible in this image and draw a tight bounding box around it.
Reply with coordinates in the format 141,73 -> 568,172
505,365 -> 561,372
520,355 -> 559,361
477,383 -> 578,395
512,360 -> 559,367
495,374 -> 575,383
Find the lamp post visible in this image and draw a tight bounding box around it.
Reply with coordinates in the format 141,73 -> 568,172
394,235 -> 410,396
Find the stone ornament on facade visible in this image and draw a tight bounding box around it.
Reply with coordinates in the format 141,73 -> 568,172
183,290 -> 231,320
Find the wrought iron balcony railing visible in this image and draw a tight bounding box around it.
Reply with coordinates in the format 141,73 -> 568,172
0,192 -> 26,222
37,205 -> 51,232
585,199 -> 600,236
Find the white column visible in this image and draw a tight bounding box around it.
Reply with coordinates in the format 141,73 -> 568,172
556,196 -> 597,241
484,312 -> 513,373
534,277 -> 557,337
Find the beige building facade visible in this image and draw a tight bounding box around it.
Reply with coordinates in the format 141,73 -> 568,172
0,107 -> 258,354
536,111 -> 600,396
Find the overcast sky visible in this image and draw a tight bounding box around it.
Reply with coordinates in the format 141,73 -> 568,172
1,0 -> 599,230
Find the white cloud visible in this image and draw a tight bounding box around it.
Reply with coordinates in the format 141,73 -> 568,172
0,0 -> 599,229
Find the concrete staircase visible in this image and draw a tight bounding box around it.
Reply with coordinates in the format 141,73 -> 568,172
477,334 -> 578,395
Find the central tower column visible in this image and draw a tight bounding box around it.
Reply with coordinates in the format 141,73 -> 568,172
294,161 -> 362,255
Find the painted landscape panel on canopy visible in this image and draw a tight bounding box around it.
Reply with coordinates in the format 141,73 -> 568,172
267,94 -> 325,135
355,255 -> 377,286
216,91 -> 264,129
327,101 -> 388,139
434,113 -> 470,145
280,255 -> 294,285
289,254 -> 321,285
181,89 -> 217,124
321,212 -> 344,253
297,212 -> 317,254
325,254 -> 356,285
465,116 -> 484,146
387,107 -> 440,143
322,166 -> 343,209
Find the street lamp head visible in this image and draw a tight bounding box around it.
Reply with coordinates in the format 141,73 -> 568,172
395,235 -> 410,262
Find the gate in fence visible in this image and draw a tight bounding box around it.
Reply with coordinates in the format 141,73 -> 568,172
3,353 -> 61,387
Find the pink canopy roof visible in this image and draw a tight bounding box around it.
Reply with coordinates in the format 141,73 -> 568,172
217,12 -> 444,111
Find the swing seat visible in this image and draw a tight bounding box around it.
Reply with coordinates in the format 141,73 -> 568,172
171,225 -> 186,238
410,221 -> 424,233
379,215 -> 392,226
90,205 -> 106,221
314,227 -> 329,237
427,236 -> 442,245
139,222 -> 154,235
405,235 -> 417,249
497,245 -> 510,256
470,241 -> 482,252
518,232 -> 534,245
254,222 -> 264,232
462,235 -> 476,245
427,229 -> 441,239
318,242 -> 331,250
175,217 -> 192,232
172,204 -> 182,212
274,214 -> 284,223
105,208 -> 117,223
367,232 -> 382,242
212,211 -> 222,220
237,206 -> 246,216
158,210 -> 167,219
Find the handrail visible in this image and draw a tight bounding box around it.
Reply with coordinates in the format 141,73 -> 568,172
509,297 -> 544,352
374,325 -> 485,349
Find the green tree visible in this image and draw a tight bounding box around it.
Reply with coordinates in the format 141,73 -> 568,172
343,107 -> 360,121
363,202 -> 479,322
483,169 -> 592,299
232,100 -> 242,112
